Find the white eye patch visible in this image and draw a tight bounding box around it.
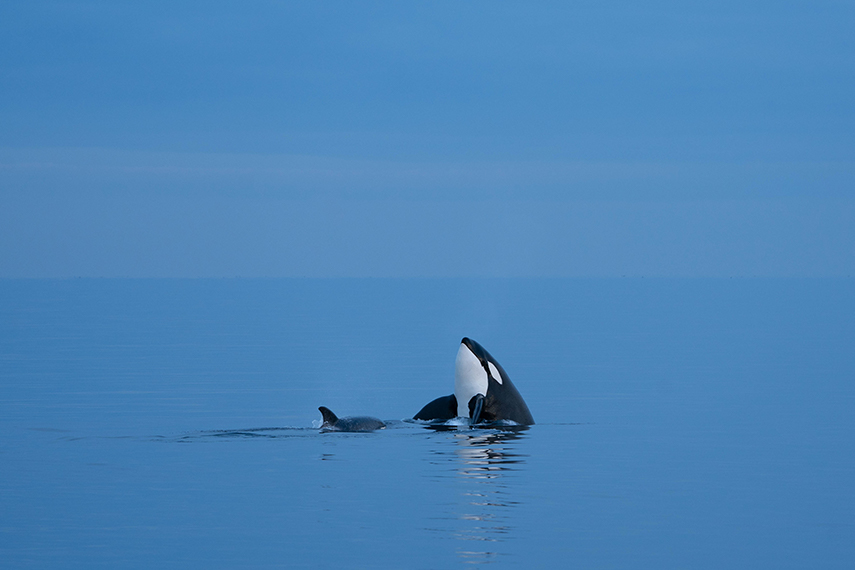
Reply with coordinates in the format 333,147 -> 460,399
487,361 -> 503,384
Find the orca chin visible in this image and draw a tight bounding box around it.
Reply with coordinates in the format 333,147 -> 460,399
318,407 -> 386,432
413,337 -> 534,426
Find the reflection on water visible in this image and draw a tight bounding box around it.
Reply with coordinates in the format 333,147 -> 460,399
433,427 -> 529,565
172,427 -> 311,442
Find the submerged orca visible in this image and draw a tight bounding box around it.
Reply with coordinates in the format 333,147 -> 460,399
318,406 -> 386,432
414,337 -> 534,425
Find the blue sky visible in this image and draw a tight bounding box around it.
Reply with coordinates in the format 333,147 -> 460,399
1,1 -> 853,277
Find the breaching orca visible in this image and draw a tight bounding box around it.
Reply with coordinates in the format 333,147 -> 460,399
318,406 -> 386,432
414,337 -> 534,425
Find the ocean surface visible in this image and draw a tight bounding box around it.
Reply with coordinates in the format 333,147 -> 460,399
1,278 -> 853,569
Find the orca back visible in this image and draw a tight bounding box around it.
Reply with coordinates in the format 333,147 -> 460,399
318,406 -> 385,432
413,394 -> 457,421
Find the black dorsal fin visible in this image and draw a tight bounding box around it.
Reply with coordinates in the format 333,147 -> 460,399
318,406 -> 338,425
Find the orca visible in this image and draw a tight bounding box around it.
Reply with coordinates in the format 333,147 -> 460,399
318,406 -> 386,432
414,337 -> 534,425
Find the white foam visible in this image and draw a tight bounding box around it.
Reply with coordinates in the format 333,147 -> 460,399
493,419 -> 520,427
444,417 -> 470,427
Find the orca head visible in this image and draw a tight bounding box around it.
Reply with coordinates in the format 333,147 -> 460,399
454,337 -> 505,419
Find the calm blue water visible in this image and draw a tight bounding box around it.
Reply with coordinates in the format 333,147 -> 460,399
1,279 -> 853,568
